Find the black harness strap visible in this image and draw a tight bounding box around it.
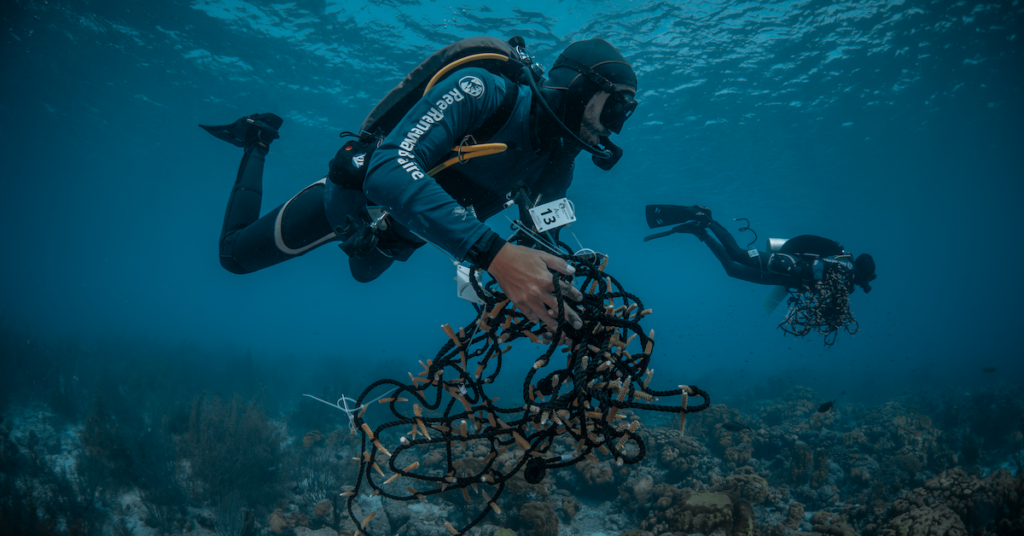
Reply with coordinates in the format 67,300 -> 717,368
470,78 -> 519,142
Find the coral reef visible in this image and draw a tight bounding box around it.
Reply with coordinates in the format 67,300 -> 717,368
655,434 -> 704,475
732,500 -> 755,536
577,458 -> 614,486
809,510 -> 859,536
4,318 -> 1024,536
666,491 -> 733,534
519,501 -> 559,536
785,501 -> 804,528
879,505 -> 968,536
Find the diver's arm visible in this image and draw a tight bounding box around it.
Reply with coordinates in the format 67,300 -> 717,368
487,243 -> 581,330
363,68 -> 508,262
363,69 -> 577,328
487,145 -> 583,329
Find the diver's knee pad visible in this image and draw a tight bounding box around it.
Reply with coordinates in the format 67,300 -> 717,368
274,178 -> 337,255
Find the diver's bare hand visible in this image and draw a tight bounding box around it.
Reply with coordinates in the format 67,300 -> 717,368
487,243 -> 584,331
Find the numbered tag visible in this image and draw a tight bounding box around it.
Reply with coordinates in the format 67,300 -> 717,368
456,264 -> 489,304
528,198 -> 576,232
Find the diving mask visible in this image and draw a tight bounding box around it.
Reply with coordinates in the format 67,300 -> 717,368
600,90 -> 637,134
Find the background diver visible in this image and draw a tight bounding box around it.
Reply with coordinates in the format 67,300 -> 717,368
644,205 -> 877,344
201,37 -> 639,331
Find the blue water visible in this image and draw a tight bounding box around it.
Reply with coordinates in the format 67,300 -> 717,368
1,0 -> 1021,402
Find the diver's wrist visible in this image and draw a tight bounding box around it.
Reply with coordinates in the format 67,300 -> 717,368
465,231 -> 507,270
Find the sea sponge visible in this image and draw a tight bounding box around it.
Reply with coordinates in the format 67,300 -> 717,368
878,505 -> 967,536
519,501 -> 558,536
849,467 -> 872,486
753,387 -> 819,427
303,430 -> 323,449
842,429 -> 868,447
658,436 -> 703,475
633,474 -> 654,504
653,483 -> 681,510
682,404 -> 742,444
667,492 -> 733,534
789,442 -> 813,485
560,497 -> 578,520
724,444 -> 752,465
313,501 -> 332,521
810,512 -> 859,536
505,462 -> 552,497
577,458 -> 613,485
811,448 -> 830,488
714,469 -> 770,504
732,500 -> 755,536
268,509 -> 291,534
785,502 -> 804,528
423,448 -> 445,467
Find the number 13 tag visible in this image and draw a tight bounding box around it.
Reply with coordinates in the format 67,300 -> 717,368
528,198 -> 576,232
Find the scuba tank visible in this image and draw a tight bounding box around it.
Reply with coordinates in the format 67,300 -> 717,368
766,238 -> 789,253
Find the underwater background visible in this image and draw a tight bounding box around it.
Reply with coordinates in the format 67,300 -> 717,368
1,0 -> 1022,535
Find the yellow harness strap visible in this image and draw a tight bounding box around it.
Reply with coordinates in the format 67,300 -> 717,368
428,143 -> 507,177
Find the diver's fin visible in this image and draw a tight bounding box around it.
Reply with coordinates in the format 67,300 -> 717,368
645,205 -> 711,228
643,222 -> 705,242
200,113 -> 283,148
643,229 -> 677,242
762,285 -> 789,315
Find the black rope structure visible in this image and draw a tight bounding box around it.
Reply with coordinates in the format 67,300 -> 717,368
778,269 -> 859,347
342,237 -> 710,536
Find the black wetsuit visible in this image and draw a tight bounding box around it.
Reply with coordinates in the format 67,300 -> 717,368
217,68 -> 578,282
693,223 -> 855,290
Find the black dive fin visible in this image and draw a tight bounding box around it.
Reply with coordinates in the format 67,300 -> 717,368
200,113 -> 283,148
646,205 -> 710,228
643,223 -> 702,242
643,229 -> 679,242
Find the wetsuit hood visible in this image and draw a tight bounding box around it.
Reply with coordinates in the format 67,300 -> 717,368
854,253 -> 876,293
530,86 -> 575,151
543,38 -> 637,140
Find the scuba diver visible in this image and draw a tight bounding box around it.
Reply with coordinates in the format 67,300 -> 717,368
201,37 -> 638,330
644,205 -> 877,345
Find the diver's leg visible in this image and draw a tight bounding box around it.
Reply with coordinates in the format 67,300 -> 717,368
707,221 -> 757,265
694,227 -> 778,284
209,112 -> 329,274
219,172 -> 337,274
218,145 -> 266,273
